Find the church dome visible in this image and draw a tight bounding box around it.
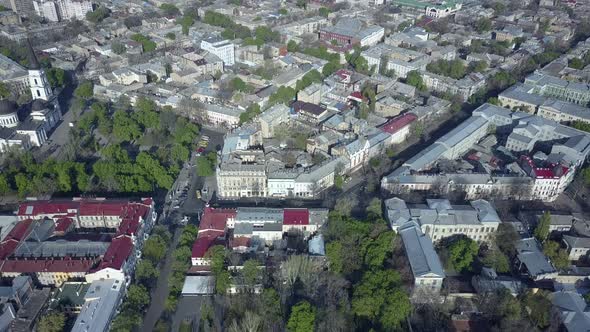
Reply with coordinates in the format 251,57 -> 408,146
0,100 -> 17,115
31,99 -> 48,112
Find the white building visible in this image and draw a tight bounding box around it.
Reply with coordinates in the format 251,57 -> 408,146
71,278 -> 125,332
33,0 -> 92,22
386,198 -> 501,243
399,223 -> 445,294
201,36 -> 235,67
0,43 -> 62,153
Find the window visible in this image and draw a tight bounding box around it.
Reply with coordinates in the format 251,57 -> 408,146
34,79 -> 38,85
36,90 -> 41,97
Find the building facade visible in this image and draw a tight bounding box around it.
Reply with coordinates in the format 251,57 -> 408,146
201,36 -> 235,67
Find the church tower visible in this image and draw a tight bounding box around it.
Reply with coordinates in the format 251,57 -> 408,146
27,39 -> 53,101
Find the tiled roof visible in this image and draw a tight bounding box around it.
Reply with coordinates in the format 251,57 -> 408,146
95,236 -> 133,270
380,113 -> 417,135
191,231 -> 225,258
0,258 -> 96,273
199,207 -> 235,232
283,209 -> 309,225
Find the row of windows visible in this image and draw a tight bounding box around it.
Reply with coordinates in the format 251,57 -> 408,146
430,226 -> 496,234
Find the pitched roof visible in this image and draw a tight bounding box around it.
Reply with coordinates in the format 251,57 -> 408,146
380,113 -> 417,135
399,223 -> 445,279
199,207 -> 235,232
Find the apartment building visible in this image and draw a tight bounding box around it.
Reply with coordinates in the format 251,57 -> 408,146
382,103 -> 590,202
362,44 -> 430,78
499,83 -> 590,124
386,198 -> 501,243
525,73 -> 590,106
33,0 -> 92,22
201,36 -> 235,67
422,70 -> 486,100
319,18 -> 384,51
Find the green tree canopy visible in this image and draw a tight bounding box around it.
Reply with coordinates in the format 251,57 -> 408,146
74,81 -> 93,99
37,312 -> 65,332
46,68 -> 66,88
160,3 -> 180,16
287,301 -> 316,332
126,284 -> 150,311
534,211 -> 551,242
446,237 -> 479,272
543,240 -> 569,270
405,70 -> 426,91
352,269 -> 411,330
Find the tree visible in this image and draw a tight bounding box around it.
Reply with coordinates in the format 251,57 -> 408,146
426,59 -> 466,79
126,284 -> 150,311
160,3 -> 180,16
287,301 -> 316,332
131,34 -> 157,52
143,235 -> 167,263
326,241 -> 344,274
242,259 -> 260,287
46,68 -> 66,88
523,290 -> 553,329
446,237 -> 478,273
135,259 -> 160,283
318,7 -> 330,17
86,6 -> 110,23
494,223 -> 519,256
469,60 -> 488,73
481,248 -> 510,273
74,81 -> 93,99
366,197 -> 382,218
405,70 -> 426,91
179,14 -> 195,35
543,240 -> 570,270
352,270 -> 411,329
474,18 -> 492,33
333,196 -> 357,216
569,57 -> 585,69
534,211 -> 551,242
206,245 -> 226,275
37,312 -> 65,332
112,41 -> 126,55
287,40 -> 299,52
113,111 -> 141,142
0,82 -> 9,99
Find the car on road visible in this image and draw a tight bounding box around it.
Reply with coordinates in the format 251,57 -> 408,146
202,186 -> 208,194
202,135 -> 210,141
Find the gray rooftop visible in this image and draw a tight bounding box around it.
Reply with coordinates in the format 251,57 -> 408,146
516,238 -> 557,278
71,278 -> 123,332
399,223 -> 445,279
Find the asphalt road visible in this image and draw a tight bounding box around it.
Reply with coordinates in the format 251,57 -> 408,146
141,128 -> 224,330
141,226 -> 182,330
171,296 -> 203,332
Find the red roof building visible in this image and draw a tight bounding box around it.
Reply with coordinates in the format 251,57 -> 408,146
380,113 -> 418,135
199,207 -> 235,232
283,209 -> 309,226
95,236 -> 134,271
3,198 -> 155,285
